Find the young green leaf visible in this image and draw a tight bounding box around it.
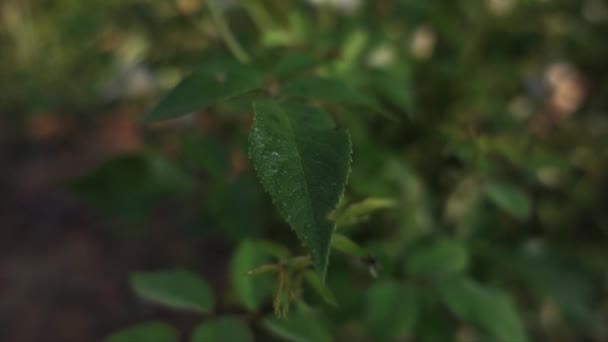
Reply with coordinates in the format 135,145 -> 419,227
304,271 -> 338,307
249,100 -> 352,279
231,240 -> 274,311
191,317 -> 254,342
485,181 -> 531,220
365,281 -> 417,340
406,237 -> 469,277
331,197 -> 396,227
439,277 -> 528,342
105,322 -> 178,342
144,62 -> 262,122
334,30 -> 369,74
130,269 -> 214,313
331,233 -> 367,257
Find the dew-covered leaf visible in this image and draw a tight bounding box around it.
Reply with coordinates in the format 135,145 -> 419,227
249,100 -> 352,279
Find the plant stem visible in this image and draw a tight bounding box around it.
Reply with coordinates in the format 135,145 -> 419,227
243,3 -> 272,35
206,0 -> 250,64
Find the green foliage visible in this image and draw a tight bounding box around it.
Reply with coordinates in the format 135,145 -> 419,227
130,270 -> 214,313
304,271 -> 338,307
207,174 -> 265,239
231,240 -> 274,311
144,61 -> 262,122
272,54 -> 320,78
191,318 -> 254,342
440,277 -> 528,342
105,322 -> 178,342
249,100 -> 352,278
485,181 -> 531,220
263,308 -> 333,342
365,281 -> 417,341
331,197 -> 396,228
330,233 -> 366,257
20,0 -> 607,340
281,77 -> 380,113
406,237 -> 469,277
69,153 -> 193,217
180,135 -> 231,180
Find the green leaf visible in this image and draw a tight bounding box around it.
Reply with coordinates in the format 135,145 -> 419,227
130,269 -> 214,313
406,238 -> 469,277
231,240 -> 274,311
485,181 -> 531,220
368,69 -> 415,118
365,281 -> 417,340
273,54 -> 319,78
144,62 -> 262,122
191,318 -> 253,342
331,233 -> 367,257
249,100 -> 352,278
488,246 -> 599,330
334,30 -> 369,74
263,309 -> 333,342
439,277 -> 527,342
331,197 -> 396,227
105,322 -> 178,342
281,77 -> 381,112
304,271 -> 339,307
254,240 -> 291,260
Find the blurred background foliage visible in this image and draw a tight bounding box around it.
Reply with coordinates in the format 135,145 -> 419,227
1,0 -> 608,341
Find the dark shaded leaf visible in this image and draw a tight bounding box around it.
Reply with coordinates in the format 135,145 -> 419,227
191,317 -> 253,342
130,269 -> 214,313
144,62 -> 262,122
485,181 -> 531,220
105,322 -> 178,342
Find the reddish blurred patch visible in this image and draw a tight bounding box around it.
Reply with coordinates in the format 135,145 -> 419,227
98,113 -> 142,154
27,114 -> 71,142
